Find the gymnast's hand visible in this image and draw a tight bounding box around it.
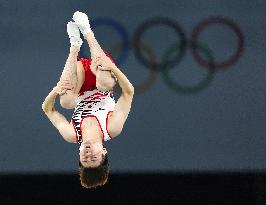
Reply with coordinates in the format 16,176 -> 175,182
54,80 -> 73,95
94,55 -> 115,72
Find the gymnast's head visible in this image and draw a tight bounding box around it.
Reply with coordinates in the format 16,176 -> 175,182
79,141 -> 109,188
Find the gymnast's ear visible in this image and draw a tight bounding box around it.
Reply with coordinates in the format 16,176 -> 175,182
103,148 -> 107,155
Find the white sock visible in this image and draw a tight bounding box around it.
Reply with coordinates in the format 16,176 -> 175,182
72,11 -> 92,37
67,21 -> 83,47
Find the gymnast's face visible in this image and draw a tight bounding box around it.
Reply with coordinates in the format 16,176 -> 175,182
79,141 -> 107,168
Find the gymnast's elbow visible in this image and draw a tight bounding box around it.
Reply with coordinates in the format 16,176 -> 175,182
129,85 -> 134,95
124,84 -> 134,96
41,103 -> 54,114
41,103 -> 48,113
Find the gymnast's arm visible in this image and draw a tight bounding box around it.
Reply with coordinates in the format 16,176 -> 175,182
96,57 -> 134,138
42,84 -> 76,143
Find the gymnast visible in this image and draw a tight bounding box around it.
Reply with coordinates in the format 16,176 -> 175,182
41,11 -> 134,188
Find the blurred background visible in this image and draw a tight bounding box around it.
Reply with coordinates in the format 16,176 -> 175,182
0,0 -> 265,204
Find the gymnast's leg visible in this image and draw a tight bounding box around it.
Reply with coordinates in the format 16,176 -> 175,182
59,22 -> 83,109
85,31 -> 117,91
73,11 -> 117,92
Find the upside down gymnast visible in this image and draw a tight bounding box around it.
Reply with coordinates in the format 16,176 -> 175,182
41,11 -> 134,188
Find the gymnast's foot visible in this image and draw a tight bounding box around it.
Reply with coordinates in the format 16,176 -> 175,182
72,11 -> 92,37
67,21 -> 83,47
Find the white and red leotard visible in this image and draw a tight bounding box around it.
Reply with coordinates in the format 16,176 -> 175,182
71,57 -> 115,145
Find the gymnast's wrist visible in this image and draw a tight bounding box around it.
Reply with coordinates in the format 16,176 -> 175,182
51,87 -> 60,96
109,63 -> 118,72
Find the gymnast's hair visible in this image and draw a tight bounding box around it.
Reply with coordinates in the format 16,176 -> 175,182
79,154 -> 109,189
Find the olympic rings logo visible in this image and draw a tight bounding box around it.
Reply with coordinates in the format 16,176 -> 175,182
79,16 -> 245,95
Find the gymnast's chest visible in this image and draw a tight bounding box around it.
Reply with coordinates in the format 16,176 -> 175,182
81,117 -> 102,136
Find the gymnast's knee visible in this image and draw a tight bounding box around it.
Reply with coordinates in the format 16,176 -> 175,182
60,92 -> 77,109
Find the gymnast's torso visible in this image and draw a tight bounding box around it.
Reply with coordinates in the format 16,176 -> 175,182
71,89 -> 116,145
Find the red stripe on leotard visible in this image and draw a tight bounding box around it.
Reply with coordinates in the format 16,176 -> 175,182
106,111 -> 113,139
